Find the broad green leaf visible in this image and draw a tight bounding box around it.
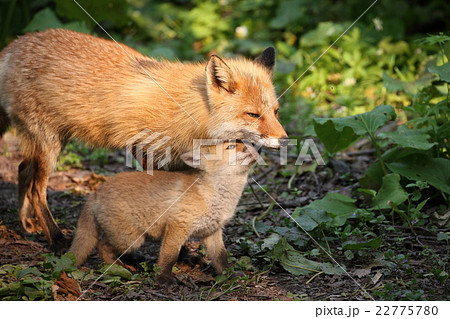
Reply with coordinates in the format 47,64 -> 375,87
382,72 -> 434,94
306,193 -> 357,226
429,62 -> 450,82
99,264 -> 132,280
378,126 -> 436,150
42,253 -> 77,279
437,232 -> 450,241
387,156 -> 450,194
373,173 -> 408,209
342,237 -> 382,250
360,147 -> 430,191
273,239 -> 343,276
293,207 -> 332,231
359,161 -> 384,191
313,121 -> 359,154
313,105 -> 396,153
16,268 -> 45,279
261,233 -> 281,250
23,8 -> 63,32
271,226 -> 307,248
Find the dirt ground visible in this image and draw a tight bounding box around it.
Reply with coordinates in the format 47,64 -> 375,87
0,132 -> 448,301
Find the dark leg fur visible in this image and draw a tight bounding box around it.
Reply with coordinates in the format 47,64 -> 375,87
18,152 -> 68,254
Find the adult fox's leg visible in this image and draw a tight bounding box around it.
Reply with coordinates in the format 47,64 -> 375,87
18,139 -> 68,253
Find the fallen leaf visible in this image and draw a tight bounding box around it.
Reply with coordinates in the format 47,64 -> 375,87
51,271 -> 81,301
371,270 -> 383,285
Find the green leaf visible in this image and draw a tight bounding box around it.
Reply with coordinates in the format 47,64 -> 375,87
313,105 -> 396,153
373,173 -> 408,209
378,126 -> 436,150
429,62 -> 450,82
16,268 -> 45,279
359,161 -> 384,191
271,226 -> 307,248
261,233 -> 281,250
387,156 -> 450,194
42,253 -> 77,279
382,72 -> 434,94
313,121 -> 359,154
293,207 -> 332,231
273,239 -> 343,276
342,237 -> 382,250
23,8 -> 63,32
99,264 -> 132,280
437,232 -> 450,241
306,193 -> 357,226
382,72 -> 405,92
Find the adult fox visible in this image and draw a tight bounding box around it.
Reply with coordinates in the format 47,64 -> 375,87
0,29 -> 288,252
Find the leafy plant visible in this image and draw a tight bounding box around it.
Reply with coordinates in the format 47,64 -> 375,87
0,253 -> 77,301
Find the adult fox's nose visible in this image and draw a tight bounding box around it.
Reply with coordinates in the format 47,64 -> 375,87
279,136 -> 290,147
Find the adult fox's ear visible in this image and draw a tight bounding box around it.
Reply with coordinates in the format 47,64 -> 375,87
254,47 -> 275,75
206,55 -> 236,93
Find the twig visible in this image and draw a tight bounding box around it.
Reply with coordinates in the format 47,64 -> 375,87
287,166 -> 298,189
306,271 -> 324,284
345,149 -> 376,157
251,201 -> 275,237
255,163 -> 277,181
247,179 -> 265,210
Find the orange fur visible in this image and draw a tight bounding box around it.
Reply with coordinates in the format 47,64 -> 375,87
0,29 -> 287,251
69,142 -> 257,286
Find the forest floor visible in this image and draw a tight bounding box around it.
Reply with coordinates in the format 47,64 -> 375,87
0,132 -> 448,301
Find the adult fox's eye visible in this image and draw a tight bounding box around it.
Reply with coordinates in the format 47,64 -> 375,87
274,108 -> 279,115
247,112 -> 259,118
226,144 -> 237,150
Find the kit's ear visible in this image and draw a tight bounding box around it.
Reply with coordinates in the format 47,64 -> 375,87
180,152 -> 196,168
254,47 -> 275,75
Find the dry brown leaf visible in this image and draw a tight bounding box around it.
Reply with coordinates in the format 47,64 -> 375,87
52,271 -> 81,301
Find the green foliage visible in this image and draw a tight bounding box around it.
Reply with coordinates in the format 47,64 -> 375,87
314,105 -> 396,154
0,253 -> 77,301
342,237 -> 382,250
273,238 -> 343,276
302,193 -> 357,227
57,141 -> 110,171
372,173 -> 409,209
0,0 -> 448,299
99,264 -> 133,281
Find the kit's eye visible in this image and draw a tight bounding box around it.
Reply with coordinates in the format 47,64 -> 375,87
226,144 -> 237,150
274,108 -> 279,115
247,112 -> 259,118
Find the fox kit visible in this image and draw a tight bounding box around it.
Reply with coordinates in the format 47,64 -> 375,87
69,142 -> 257,285
0,29 -> 287,251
